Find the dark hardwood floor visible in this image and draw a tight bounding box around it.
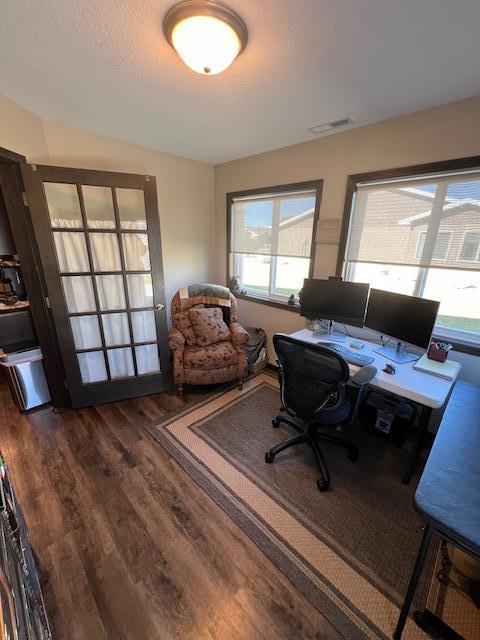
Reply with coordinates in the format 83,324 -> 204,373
0,379 -> 341,640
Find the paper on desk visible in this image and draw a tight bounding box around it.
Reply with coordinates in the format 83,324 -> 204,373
413,354 -> 461,381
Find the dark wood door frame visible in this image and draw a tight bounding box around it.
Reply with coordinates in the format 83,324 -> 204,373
0,146 -> 69,407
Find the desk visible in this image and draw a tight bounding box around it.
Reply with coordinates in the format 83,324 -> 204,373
394,380 -> 480,638
289,329 -> 460,482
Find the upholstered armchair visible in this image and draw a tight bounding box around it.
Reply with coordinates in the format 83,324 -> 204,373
168,284 -> 249,393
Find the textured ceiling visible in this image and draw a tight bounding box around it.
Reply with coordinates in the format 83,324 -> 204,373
1,1 -> 480,164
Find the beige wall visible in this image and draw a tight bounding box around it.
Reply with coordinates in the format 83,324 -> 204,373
1,91 -> 479,384
0,93 -> 215,308
0,94 -> 48,160
214,96 -> 480,383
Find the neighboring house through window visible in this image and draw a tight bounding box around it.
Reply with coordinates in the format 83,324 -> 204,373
227,181 -> 322,304
339,160 -> 480,346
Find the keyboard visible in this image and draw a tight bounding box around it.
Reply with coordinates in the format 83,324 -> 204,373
317,342 -> 375,367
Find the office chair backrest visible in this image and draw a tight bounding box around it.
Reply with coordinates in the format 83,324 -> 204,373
273,334 -> 350,420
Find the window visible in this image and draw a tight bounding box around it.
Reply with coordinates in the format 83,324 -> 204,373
341,161 -> 480,345
459,231 -> 480,261
415,231 -> 451,260
228,181 -> 321,303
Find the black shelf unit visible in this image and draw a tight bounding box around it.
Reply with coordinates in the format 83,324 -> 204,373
0,452 -> 51,639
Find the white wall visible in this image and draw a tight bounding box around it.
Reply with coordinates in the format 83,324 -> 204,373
214,96 -> 480,383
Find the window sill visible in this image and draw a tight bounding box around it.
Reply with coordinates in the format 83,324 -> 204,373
432,333 -> 480,357
235,292 -> 301,313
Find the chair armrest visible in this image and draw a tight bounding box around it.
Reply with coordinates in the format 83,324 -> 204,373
230,322 -> 249,345
168,327 -> 185,350
350,365 -> 377,386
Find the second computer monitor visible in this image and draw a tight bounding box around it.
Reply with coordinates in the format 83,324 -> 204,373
300,278 -> 370,327
365,288 -> 440,351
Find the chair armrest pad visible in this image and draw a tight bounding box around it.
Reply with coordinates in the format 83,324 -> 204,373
168,327 -> 185,349
350,365 -> 377,386
230,322 -> 249,345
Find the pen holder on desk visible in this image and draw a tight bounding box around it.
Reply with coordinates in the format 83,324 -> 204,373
427,342 -> 449,363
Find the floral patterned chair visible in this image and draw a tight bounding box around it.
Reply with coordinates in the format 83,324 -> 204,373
168,283 -> 249,393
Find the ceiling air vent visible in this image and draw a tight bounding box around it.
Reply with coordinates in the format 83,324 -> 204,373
307,117 -> 354,135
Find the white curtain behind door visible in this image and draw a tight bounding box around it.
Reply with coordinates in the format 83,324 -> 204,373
55,220 -> 158,381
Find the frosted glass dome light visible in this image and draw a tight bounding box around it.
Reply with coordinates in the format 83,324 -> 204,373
163,1 -> 248,76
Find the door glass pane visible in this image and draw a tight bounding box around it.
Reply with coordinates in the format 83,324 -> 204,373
53,232 -> 90,272
107,347 -> 134,378
70,315 -> 102,350
90,233 -> 121,271
82,185 -> 115,229
135,344 -> 160,375
44,182 -> 82,228
122,233 -> 150,270
127,274 -> 153,308
78,351 -> 107,383
62,276 -> 96,313
131,310 -> 157,342
116,188 -> 147,230
102,313 -> 130,346
96,275 -> 126,310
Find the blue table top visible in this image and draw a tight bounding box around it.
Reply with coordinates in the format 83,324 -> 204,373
415,380 -> 480,557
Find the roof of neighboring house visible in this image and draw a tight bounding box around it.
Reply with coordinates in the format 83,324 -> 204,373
394,185 -> 480,226
399,201 -> 480,226
279,208 -> 314,229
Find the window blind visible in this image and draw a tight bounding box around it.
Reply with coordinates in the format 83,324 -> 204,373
231,190 -> 316,259
345,172 -> 480,270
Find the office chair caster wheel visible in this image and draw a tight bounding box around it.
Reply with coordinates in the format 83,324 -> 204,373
265,451 -> 275,463
348,448 -> 359,462
317,478 -> 330,492
272,418 -> 280,428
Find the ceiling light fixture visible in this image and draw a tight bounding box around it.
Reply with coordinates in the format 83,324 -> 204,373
163,0 -> 248,75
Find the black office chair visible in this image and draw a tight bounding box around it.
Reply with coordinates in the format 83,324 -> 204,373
265,333 -> 376,492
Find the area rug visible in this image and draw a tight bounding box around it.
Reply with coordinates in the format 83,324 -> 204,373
147,373 -> 440,640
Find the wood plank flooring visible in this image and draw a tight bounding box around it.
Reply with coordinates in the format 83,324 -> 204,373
0,379 -> 342,640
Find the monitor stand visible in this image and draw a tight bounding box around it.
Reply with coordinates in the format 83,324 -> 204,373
373,341 -> 419,364
312,320 -> 347,342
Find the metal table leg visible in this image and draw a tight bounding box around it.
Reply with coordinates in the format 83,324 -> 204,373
393,522 -> 433,640
403,405 -> 432,484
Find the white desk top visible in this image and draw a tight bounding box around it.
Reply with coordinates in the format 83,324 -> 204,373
289,329 -> 460,409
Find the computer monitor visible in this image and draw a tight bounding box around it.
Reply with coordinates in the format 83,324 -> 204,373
300,278 -> 370,341
365,288 -> 440,363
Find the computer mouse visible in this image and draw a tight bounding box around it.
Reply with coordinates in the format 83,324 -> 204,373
383,364 -> 396,375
